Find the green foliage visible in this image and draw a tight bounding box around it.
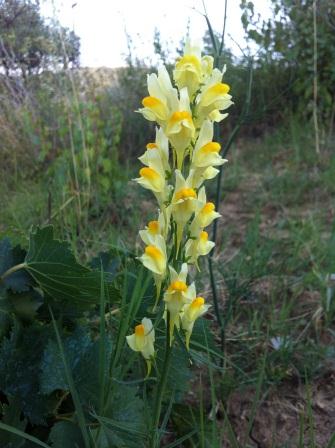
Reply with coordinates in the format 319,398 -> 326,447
0,399 -> 27,447
48,421 -> 84,448
0,238 -> 31,293
240,0 -> 335,124
25,226 -> 117,307
0,322 -> 56,424
0,0 -> 80,76
95,385 -> 147,448
40,326 -> 112,410
0,226 -> 219,446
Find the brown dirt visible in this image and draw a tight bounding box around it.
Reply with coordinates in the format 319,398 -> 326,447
222,371 -> 335,447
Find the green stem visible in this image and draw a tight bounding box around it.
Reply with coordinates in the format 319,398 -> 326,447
150,312 -> 172,448
208,60 -> 254,368
1,262 -> 27,282
208,256 -> 225,367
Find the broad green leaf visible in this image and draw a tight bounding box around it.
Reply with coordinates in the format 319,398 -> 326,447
95,385 -> 147,448
0,422 -> 51,448
24,226 -> 119,307
40,326 -> 112,409
0,323 -> 57,425
154,328 -> 192,402
0,398 -> 27,447
48,422 -> 84,448
0,288 -> 12,339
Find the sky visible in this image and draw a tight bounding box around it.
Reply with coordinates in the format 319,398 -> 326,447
41,0 -> 272,68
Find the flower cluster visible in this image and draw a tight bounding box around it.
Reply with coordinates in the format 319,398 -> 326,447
127,40 -> 232,371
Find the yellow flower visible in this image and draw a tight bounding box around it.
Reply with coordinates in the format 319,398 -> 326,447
171,170 -> 198,251
173,40 -> 203,98
126,317 -> 155,374
134,163 -> 168,206
181,296 -> 210,349
139,127 -> 170,174
138,66 -> 179,125
139,209 -> 171,246
141,96 -> 169,122
195,68 -> 233,125
135,166 -> 165,193
163,263 -> 194,343
185,230 -> 215,268
139,234 -> 167,277
165,88 -> 195,169
191,120 -> 228,170
190,187 -> 221,232
173,40 -> 214,98
138,233 -> 167,306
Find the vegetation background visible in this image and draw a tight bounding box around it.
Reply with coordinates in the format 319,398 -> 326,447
0,0 -> 334,446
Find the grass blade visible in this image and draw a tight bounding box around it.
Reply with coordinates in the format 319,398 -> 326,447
165,429 -> 197,448
98,263 -> 106,415
49,305 -> 91,448
327,432 -> 335,448
0,422 -> 51,448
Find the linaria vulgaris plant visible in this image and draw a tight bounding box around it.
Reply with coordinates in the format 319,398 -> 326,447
126,39 -> 233,442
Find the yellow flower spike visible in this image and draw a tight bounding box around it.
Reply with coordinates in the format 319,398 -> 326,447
126,318 -> 155,374
181,296 -> 210,350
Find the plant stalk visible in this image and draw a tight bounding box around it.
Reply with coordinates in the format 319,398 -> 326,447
150,311 -> 172,448
208,59 -> 253,366
1,262 -> 27,282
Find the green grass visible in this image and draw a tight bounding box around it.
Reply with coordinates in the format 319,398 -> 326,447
199,121 -> 335,447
